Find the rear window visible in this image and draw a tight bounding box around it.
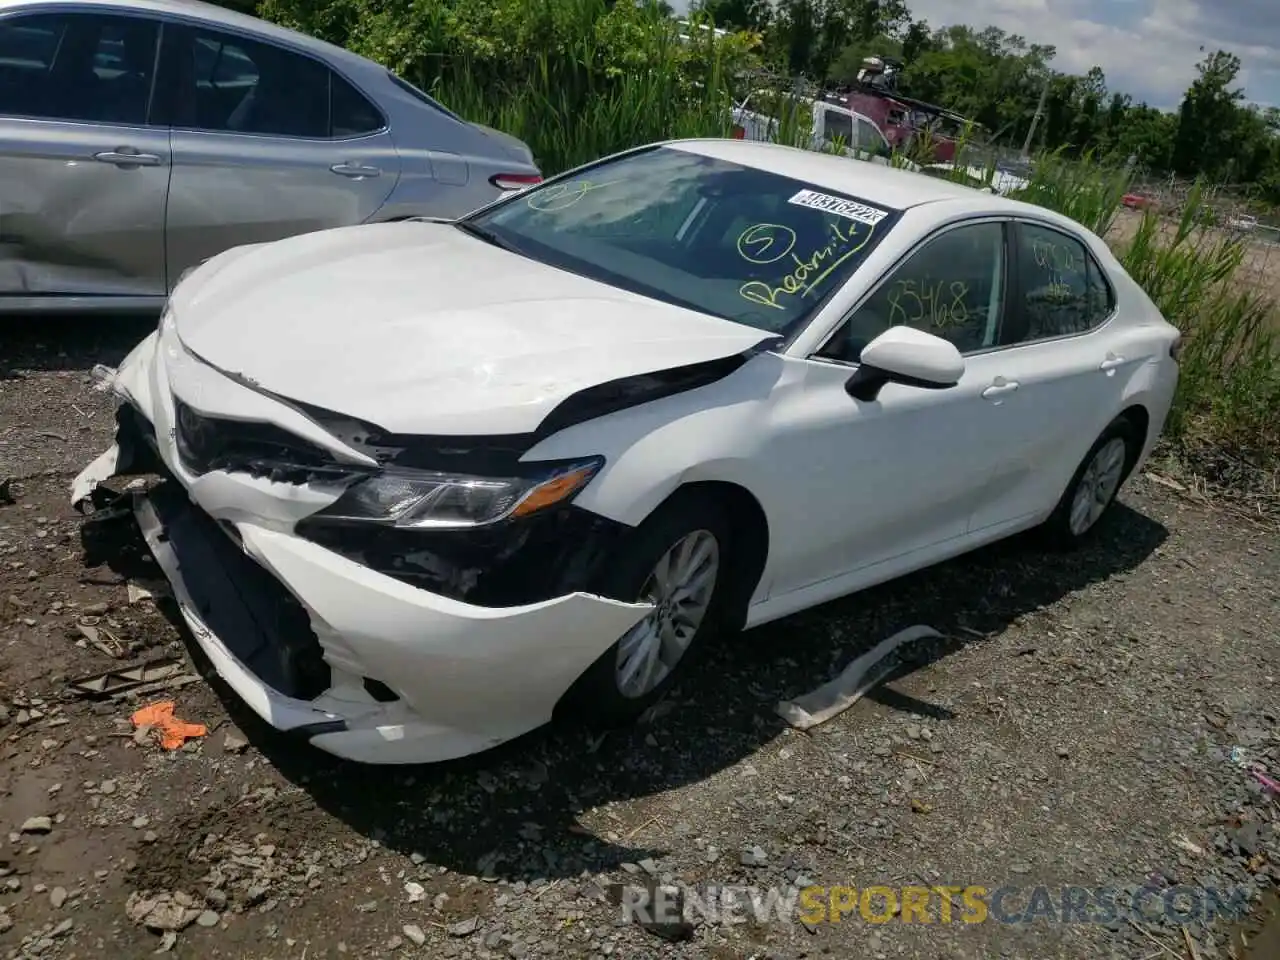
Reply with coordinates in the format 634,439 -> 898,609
386,70 -> 463,122
468,145 -> 903,336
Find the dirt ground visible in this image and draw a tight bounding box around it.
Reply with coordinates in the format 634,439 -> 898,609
1,317 -> 1278,960
1107,209 -> 1280,313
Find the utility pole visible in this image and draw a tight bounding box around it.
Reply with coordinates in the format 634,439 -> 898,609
1021,73 -> 1050,159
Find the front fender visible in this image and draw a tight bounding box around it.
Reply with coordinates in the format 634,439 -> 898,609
521,352 -> 794,528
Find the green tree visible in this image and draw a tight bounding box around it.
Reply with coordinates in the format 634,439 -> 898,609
697,0 -> 772,32
1171,50 -> 1246,179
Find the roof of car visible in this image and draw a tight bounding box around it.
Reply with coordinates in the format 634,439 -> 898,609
670,139 -> 1036,213
1,0 -> 373,71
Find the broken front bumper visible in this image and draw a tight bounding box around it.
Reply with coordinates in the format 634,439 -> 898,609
72,327 -> 650,764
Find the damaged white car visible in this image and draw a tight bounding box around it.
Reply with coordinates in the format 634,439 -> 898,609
72,139 -> 1181,764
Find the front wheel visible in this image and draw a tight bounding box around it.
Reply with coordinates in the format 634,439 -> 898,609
557,492 -> 735,727
1042,417 -> 1138,548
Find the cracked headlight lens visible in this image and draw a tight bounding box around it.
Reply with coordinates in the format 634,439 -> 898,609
314,457 -> 603,529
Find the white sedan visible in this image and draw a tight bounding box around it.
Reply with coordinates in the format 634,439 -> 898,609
71,139 -> 1181,764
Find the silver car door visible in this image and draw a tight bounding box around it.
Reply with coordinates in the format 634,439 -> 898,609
0,10 -> 169,299
160,22 -> 398,289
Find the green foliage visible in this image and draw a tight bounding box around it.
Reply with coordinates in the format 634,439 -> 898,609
255,0 -> 1280,203
1118,195 -> 1280,459
1008,150 -> 1131,237
258,0 -> 759,172
685,0 -> 1280,206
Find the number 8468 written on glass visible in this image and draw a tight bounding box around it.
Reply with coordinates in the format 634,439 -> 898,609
886,279 -> 971,330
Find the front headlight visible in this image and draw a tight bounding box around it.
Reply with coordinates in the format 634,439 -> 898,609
313,457 -> 603,529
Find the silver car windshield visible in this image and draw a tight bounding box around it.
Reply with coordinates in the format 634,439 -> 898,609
464,146 -> 902,336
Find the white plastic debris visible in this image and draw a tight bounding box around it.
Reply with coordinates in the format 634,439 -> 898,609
776,624 -> 943,731
90,363 -> 118,392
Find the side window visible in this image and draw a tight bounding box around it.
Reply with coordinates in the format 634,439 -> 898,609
386,70 -> 463,121
856,119 -> 889,157
0,13 -> 159,125
330,72 -> 383,137
181,29 -> 329,138
822,108 -> 852,145
1008,223 -> 1112,344
818,222 -> 1006,362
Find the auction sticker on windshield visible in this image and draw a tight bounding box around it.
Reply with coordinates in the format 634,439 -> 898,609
788,189 -> 888,226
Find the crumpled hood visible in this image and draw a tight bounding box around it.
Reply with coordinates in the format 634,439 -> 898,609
171,222 -> 774,436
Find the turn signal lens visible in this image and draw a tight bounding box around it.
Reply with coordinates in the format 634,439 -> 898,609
511,462 -> 601,518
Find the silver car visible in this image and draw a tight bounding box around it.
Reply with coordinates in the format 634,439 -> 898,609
0,0 -> 542,312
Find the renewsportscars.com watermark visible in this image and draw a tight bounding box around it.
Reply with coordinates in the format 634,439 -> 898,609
611,882 -> 1252,927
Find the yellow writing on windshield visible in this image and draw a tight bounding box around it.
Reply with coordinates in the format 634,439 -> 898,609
737,223 -> 797,264
886,279 -> 971,330
526,180 -> 620,213
739,220 -> 874,311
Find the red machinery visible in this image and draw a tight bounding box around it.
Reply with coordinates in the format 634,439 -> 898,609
827,56 -> 978,164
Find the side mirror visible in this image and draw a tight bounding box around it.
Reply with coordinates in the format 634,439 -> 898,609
844,326 -> 965,401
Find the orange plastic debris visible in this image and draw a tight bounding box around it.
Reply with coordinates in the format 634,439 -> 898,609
130,700 -> 207,750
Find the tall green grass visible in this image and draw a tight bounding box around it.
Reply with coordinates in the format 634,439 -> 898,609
438,61 -> 733,173
1117,191 -> 1280,467
1011,150 -> 1132,237
422,0 -> 738,172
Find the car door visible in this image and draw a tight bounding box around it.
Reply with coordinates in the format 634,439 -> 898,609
0,10 -> 169,299
763,219 -> 1012,594
964,218 -> 1129,534
157,22 -> 399,289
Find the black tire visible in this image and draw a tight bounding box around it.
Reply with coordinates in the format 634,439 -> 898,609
556,491 -> 738,728
1041,416 -> 1139,549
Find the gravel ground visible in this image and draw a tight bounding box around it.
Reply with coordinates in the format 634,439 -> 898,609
1,317 -> 1278,960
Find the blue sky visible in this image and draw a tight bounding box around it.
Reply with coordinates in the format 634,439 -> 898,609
679,0 -> 1280,110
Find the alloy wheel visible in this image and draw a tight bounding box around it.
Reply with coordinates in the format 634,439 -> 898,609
614,529 -> 720,699
1069,436 -> 1127,536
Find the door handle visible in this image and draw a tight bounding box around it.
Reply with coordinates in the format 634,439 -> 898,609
982,379 -> 1019,401
1100,354 -> 1126,373
93,149 -> 162,167
330,162 -> 381,178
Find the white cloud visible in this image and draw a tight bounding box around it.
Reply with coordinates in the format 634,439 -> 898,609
882,0 -> 1280,109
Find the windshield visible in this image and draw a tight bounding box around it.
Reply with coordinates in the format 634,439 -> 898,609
464,146 -> 902,336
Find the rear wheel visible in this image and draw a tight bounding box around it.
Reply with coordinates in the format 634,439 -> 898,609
1042,417 -> 1138,548
558,493 -> 735,727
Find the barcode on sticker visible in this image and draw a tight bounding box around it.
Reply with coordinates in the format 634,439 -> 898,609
788,189 -> 888,226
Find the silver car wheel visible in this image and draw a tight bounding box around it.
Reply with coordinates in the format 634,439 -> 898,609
1069,436 -> 1127,536
614,529 -> 720,699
